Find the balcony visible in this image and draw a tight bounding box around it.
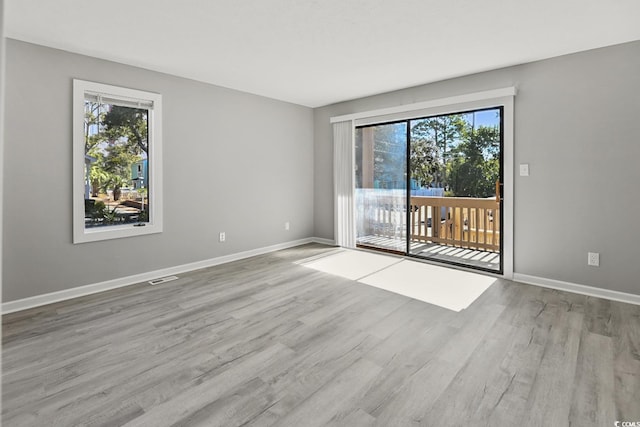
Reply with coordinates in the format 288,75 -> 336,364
356,193 -> 501,271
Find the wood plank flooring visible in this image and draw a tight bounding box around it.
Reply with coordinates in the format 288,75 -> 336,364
2,243 -> 640,426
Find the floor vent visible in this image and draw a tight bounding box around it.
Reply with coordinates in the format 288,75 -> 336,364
148,276 -> 179,286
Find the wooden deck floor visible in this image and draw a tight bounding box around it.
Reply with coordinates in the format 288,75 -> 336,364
2,243 -> 639,426
357,235 -> 501,271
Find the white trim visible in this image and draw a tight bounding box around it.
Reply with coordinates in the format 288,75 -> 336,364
501,96 -> 515,280
2,238 -> 327,314
73,79 -> 163,244
513,273 -> 640,306
311,237 -> 336,246
330,87 -> 517,123
0,0 -> 6,323
7,238 -> 637,314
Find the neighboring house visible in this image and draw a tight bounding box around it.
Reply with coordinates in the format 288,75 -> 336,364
131,159 -> 148,190
84,154 -> 96,199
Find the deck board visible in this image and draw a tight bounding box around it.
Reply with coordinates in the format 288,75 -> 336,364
357,235 -> 501,271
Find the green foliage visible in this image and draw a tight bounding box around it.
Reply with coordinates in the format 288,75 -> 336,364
89,161 -> 110,196
84,102 -> 106,153
93,203 -> 108,220
356,110 -> 502,197
85,200 -> 107,220
102,144 -> 138,180
410,115 -> 466,187
103,106 -> 148,154
410,141 -> 438,188
102,205 -> 120,224
447,124 -> 500,197
84,102 -> 147,199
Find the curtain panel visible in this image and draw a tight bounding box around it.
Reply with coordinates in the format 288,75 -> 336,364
333,120 -> 355,248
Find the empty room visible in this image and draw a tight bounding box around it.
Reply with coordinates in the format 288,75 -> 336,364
1,1 -> 640,426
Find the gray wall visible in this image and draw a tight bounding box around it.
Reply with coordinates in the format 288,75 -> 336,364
314,41 -> 640,296
5,38 -> 640,302
3,39 -> 315,302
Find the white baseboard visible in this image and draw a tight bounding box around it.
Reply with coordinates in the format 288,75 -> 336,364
2,237 -> 335,315
513,273 -> 640,306
7,241 -> 636,314
310,237 -> 336,246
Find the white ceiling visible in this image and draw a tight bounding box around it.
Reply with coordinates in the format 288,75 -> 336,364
6,0 -> 640,107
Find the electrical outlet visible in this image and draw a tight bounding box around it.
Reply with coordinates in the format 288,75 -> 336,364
588,252 -> 599,266
285,222 -> 290,231
219,232 -> 226,242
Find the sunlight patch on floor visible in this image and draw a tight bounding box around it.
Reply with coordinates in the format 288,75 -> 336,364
359,259 -> 496,312
301,249 -> 496,312
300,249 -> 401,280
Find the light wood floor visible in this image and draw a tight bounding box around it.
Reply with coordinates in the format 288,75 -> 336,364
2,243 -> 639,426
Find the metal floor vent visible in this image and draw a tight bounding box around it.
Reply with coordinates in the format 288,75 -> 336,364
148,276 -> 179,286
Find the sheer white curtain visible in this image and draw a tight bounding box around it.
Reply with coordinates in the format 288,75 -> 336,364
333,120 -> 356,248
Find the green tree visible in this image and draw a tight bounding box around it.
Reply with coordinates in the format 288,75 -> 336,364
89,158 -> 110,197
410,115 -> 466,188
84,104 -> 148,201
103,106 -> 149,154
409,122 -> 438,187
447,125 -> 500,197
84,102 -> 105,153
100,144 -> 139,201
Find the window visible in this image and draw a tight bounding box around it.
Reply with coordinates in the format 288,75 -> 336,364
73,80 -> 163,243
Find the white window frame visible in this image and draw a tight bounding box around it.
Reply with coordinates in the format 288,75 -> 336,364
72,79 -> 163,244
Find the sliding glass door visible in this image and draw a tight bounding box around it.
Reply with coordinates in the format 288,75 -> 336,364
408,108 -> 503,273
354,122 -> 407,253
354,107 -> 504,273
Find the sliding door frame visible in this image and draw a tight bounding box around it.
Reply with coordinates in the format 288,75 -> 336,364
331,88 -> 515,279
404,106 -> 504,274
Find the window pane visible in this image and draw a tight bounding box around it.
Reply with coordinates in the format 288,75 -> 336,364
83,101 -> 150,230
408,108 -> 502,271
409,109 -> 501,198
355,122 -> 407,252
